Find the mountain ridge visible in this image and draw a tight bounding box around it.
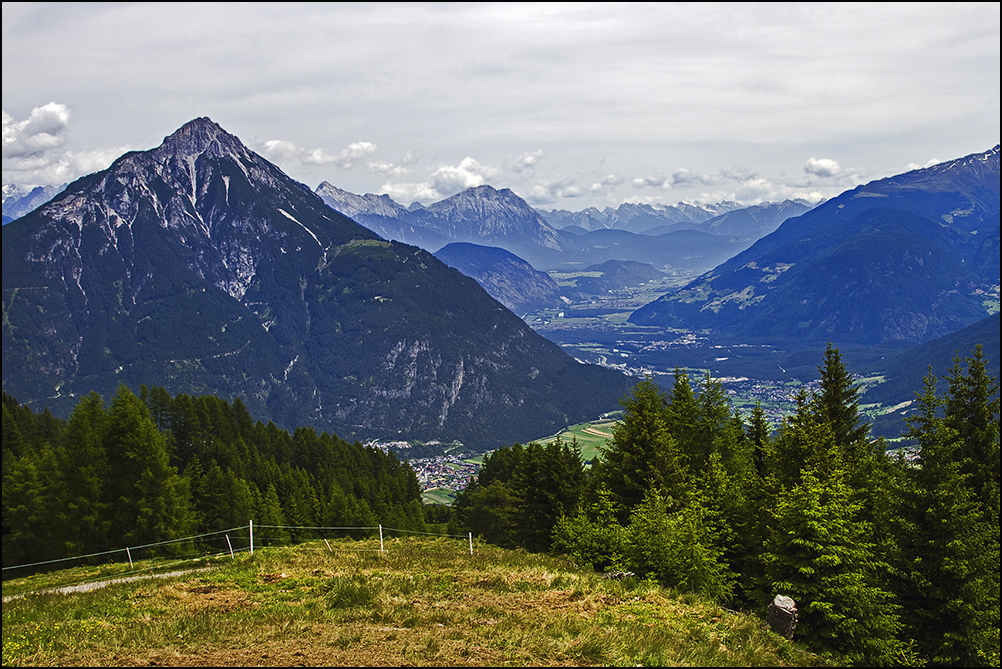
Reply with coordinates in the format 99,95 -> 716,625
2,117 -> 631,449
630,145 -> 1000,345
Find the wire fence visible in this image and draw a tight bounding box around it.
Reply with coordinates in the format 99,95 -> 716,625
2,522 -> 474,600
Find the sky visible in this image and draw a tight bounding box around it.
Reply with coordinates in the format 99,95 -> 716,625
2,2 -> 999,211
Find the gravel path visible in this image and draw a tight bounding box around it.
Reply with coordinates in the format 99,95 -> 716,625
3,567 -> 214,602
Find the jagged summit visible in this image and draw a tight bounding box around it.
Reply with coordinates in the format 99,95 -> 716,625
428,184 -> 535,215
316,181 -> 409,219
2,118 -> 630,448
156,116 -> 245,158
416,184 -> 563,250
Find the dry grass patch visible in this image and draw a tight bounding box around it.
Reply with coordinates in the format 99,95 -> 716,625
3,537 -> 813,667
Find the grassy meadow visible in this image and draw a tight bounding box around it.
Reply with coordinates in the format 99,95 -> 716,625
2,536 -> 817,667
536,419 -> 619,464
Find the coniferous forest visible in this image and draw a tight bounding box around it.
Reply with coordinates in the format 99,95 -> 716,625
3,345 -> 999,666
2,385 -> 425,569
450,344 -> 1000,666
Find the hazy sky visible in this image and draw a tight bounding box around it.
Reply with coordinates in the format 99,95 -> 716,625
3,2 -> 999,210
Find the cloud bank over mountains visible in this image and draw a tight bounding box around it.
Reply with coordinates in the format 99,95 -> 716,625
0,101 -> 948,211
2,4 -> 997,209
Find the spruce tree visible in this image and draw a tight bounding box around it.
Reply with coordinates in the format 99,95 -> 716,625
943,344 -> 1001,515
103,385 -> 193,547
58,392 -> 111,553
894,368 -> 1001,666
627,488 -> 735,601
813,341 -> 870,452
600,376 -> 684,516
764,464 -> 903,664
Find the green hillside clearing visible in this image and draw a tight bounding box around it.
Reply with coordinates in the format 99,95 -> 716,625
2,537 -> 814,667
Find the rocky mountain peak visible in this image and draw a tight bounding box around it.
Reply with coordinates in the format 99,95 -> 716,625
154,116 -> 247,161
3,119 -> 631,449
427,184 -> 541,220
315,181 -> 408,219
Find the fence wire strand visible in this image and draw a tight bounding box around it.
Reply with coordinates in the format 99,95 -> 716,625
3,522 -> 475,597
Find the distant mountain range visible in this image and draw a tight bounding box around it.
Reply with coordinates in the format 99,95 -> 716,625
540,200 -> 742,233
316,183 -> 815,272
2,183 -> 67,224
2,118 -> 631,449
539,198 -> 816,239
631,146 -> 1001,346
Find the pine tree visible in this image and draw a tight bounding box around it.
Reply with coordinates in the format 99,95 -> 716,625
551,482 -> 628,572
747,401 -> 771,479
256,483 -> 290,545
813,342 -> 871,452
58,392 -> 111,553
893,368 -> 1001,666
943,344 -> 1001,515
626,488 -> 735,601
599,376 -> 684,516
764,465 -> 903,664
103,385 -> 192,547
511,439 -> 584,552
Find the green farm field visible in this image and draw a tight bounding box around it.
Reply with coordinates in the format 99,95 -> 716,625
533,419 -> 618,464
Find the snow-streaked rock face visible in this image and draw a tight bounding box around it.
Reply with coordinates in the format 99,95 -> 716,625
316,182 -> 409,219
421,185 -> 564,250
316,182 -> 566,254
19,118 -> 366,303
3,116 -> 632,449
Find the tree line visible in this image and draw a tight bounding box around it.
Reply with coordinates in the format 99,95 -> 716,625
3,385 -> 425,569
449,344 -> 1000,666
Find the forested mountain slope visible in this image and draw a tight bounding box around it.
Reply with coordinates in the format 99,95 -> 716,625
631,146 -> 1000,345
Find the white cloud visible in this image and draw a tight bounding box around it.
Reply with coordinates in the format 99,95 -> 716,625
378,181 -> 441,204
430,157 -> 499,194
589,173 -> 624,193
2,102 -> 71,159
732,176 -> 775,201
2,103 -> 129,186
379,156 -> 500,203
804,157 -> 841,178
631,174 -> 668,188
526,178 -> 585,205
511,149 -> 544,172
260,139 -> 376,168
904,158 -> 943,171
671,168 -> 712,187
369,151 -> 420,176
260,139 -> 300,164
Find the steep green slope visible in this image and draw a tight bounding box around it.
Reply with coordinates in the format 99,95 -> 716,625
631,146 -> 1000,345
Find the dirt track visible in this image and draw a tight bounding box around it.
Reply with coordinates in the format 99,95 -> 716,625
2,567 -> 213,603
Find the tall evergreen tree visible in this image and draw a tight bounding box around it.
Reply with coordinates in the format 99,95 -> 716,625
813,341 -> 871,452
58,392 -> 111,553
893,368 -> 1000,666
103,386 -> 193,547
764,464 -> 903,665
511,439 -> 584,552
598,376 -> 684,517
943,344 -> 1001,516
